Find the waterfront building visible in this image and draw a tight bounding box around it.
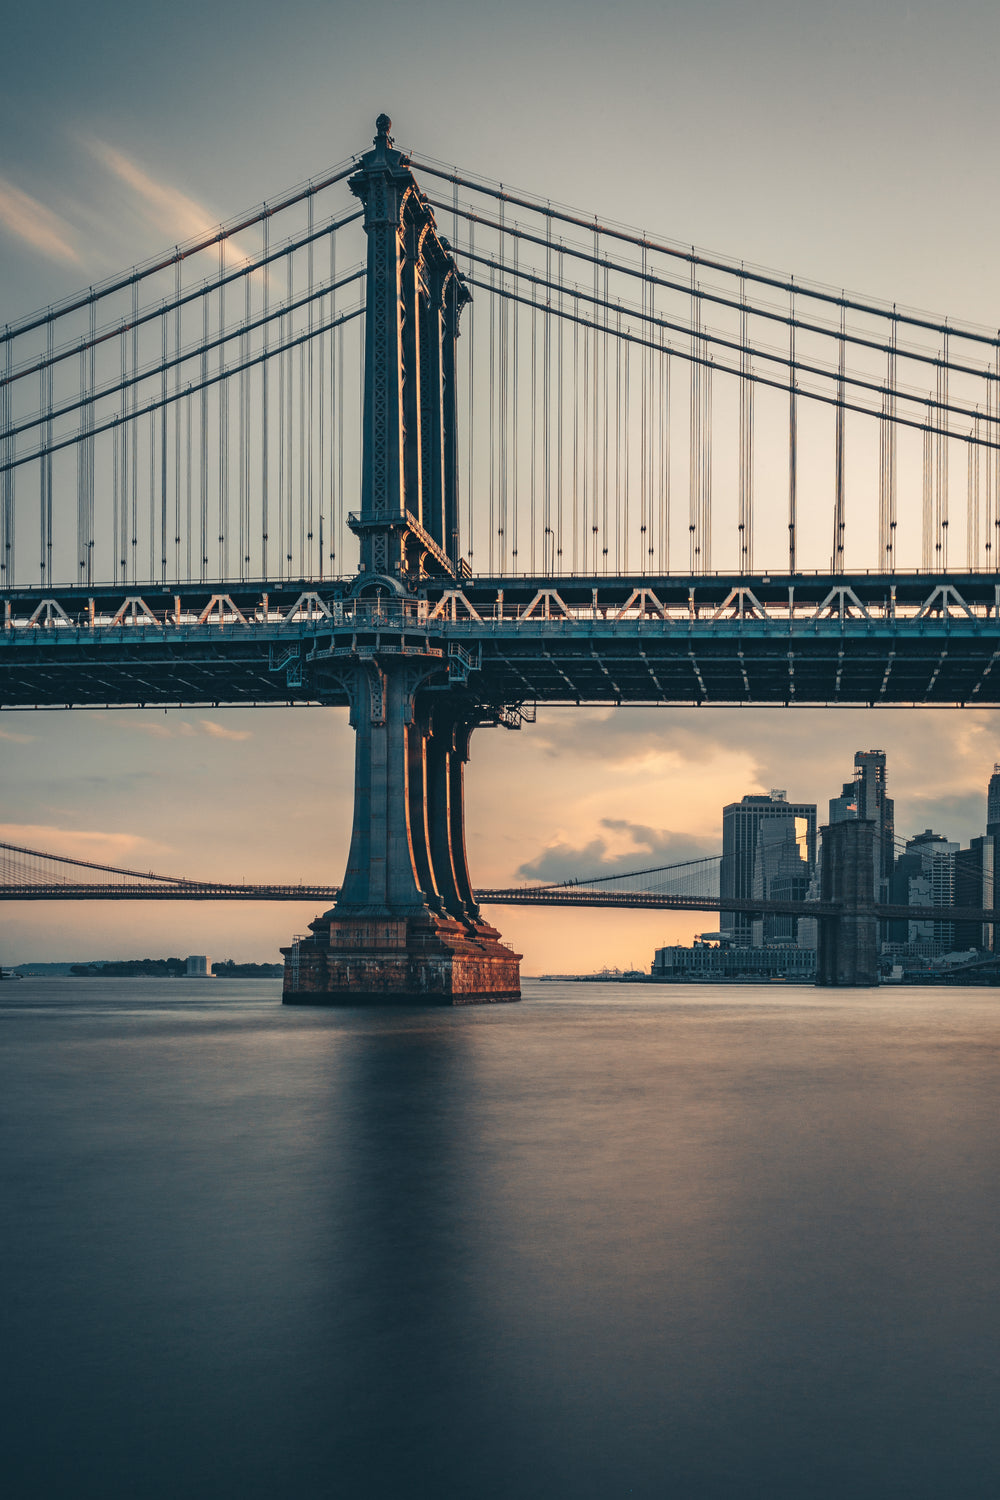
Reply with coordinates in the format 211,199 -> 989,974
651,939 -> 816,982
721,791 -> 817,946
185,955 -> 211,977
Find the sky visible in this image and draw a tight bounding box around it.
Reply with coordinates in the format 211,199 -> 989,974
3,0 -> 1000,971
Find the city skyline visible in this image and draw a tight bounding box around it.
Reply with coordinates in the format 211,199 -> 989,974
2,712 -> 999,970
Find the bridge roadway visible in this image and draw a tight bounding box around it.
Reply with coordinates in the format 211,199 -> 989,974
3,571 -> 1000,709
1,882 -> 996,928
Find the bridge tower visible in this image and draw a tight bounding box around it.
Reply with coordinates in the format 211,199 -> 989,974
282,117 -> 521,1005
815,820 -> 880,987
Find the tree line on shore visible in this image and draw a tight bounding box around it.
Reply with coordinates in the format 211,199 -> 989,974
69,958 -> 283,978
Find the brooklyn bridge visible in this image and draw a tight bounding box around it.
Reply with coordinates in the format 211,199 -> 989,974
3,116 -> 1000,998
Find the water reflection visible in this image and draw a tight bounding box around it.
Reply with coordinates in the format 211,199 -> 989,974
2,980 -> 999,1497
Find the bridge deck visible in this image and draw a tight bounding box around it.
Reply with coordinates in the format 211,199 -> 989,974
3,573 -> 1000,708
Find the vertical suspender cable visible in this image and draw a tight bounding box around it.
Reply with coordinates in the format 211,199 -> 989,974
86,300 -> 96,584
556,242 -> 564,570
572,288 -> 579,574
512,233 -> 519,568
879,314 -> 898,571
833,300 -> 846,571
922,402 -> 933,570
118,323 -> 126,581
335,317 -> 344,573
261,215 -> 270,580
530,280 -> 537,572
488,261 -> 496,573
689,261 -> 699,572
76,343 -> 85,580
640,247 -> 647,575
467,217 -> 475,567
131,281 -> 139,583
307,194 -> 315,578
990,347 -> 999,568
738,271 -> 753,575
548,205 -> 554,567
299,338 -> 306,576
498,205 -> 507,571
592,226 -> 599,573
641,256 -> 650,573
149,407 -> 156,582
175,261 -> 182,581
662,347 -> 671,574
42,317 -> 53,583
602,259 -> 609,570
218,242 -> 228,581
968,420 -> 980,569
161,303 -> 168,582
200,286 -> 209,581
185,388 -> 192,582
277,276 -> 285,581
286,252 -> 294,578
327,226 -> 336,574
582,286 -> 591,574
703,356 -> 713,571
1,335 -> 12,585
626,333 -> 632,573
113,416 -> 120,585
936,332 -> 949,567
614,305 -> 622,571
240,245 -> 250,578
788,286 -> 797,574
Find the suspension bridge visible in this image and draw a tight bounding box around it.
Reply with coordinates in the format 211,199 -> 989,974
3,835 -> 997,938
3,115 -> 1000,998
0,838 -> 732,909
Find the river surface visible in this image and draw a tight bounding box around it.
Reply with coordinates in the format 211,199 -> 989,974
2,977 -> 999,1498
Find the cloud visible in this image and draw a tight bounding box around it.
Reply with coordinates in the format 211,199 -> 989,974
527,705 -> 1000,845
107,717 -> 250,742
122,720 -> 175,739
518,818 -> 719,883
86,140 -> 255,269
0,177 -> 80,265
199,720 -> 252,741
0,728 -> 34,744
0,823 -> 169,861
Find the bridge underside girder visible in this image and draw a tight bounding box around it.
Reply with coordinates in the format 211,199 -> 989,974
3,619 -> 999,708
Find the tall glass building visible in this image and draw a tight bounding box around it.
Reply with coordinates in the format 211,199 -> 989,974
828,749 -> 895,907
721,791 -> 817,945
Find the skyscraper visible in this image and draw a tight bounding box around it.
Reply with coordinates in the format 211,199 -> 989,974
828,750 -> 895,905
721,790 -> 817,945
892,830 -> 958,953
954,837 -> 995,953
987,764 -> 1000,840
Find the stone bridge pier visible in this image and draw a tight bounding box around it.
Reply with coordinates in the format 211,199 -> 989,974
816,819 -> 880,987
282,654 -> 521,1005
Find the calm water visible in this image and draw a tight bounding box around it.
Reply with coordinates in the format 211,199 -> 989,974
2,977 -> 999,1498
